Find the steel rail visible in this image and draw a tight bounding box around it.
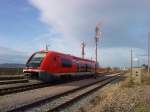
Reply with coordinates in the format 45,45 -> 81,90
8,73 -> 120,112
0,82 -> 52,96
0,76 -> 96,96
0,75 -> 95,96
0,76 -> 25,80
0,79 -> 28,85
49,75 -> 119,112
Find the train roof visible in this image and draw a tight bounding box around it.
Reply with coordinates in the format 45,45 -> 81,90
37,50 -> 96,63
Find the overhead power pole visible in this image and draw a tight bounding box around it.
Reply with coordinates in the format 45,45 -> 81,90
95,23 -> 101,73
130,49 -> 133,77
148,32 -> 150,74
81,42 -> 86,59
46,44 -> 50,51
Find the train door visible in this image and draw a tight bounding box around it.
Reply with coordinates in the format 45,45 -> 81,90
85,64 -> 88,72
77,63 -> 80,72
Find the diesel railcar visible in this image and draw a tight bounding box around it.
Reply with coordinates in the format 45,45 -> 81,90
23,51 -> 97,81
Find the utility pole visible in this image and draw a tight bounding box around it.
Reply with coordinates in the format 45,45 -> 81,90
95,23 -> 101,73
81,42 -> 86,59
148,32 -> 150,74
46,44 -> 50,51
130,49 -> 133,77
138,59 -> 140,68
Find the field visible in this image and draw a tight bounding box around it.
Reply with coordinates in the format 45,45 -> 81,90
76,72 -> 150,112
0,68 -> 23,75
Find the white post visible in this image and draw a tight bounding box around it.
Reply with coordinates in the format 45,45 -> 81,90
148,33 -> 150,74
95,23 -> 101,73
131,49 -> 133,76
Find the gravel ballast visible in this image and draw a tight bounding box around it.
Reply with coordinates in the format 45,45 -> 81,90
0,76 -> 109,112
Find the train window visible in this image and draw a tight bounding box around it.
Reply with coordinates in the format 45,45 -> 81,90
87,64 -> 91,69
61,58 -> 72,67
80,64 -> 86,72
87,64 -> 92,72
27,52 -> 46,68
81,64 -> 86,69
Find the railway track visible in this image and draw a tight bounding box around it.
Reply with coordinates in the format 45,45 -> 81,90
0,75 -> 25,80
0,81 -> 52,96
8,73 -> 120,112
0,79 -> 28,85
49,75 -> 119,112
0,75 -> 94,96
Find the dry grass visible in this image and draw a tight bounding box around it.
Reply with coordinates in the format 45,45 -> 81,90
121,72 -> 150,87
121,76 -> 135,88
76,72 -> 150,112
0,68 -> 23,75
78,107 -> 86,112
142,74 -> 150,85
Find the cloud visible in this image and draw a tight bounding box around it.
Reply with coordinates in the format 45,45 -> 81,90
100,47 -> 146,67
29,0 -> 150,47
29,0 -> 149,67
0,46 -> 28,64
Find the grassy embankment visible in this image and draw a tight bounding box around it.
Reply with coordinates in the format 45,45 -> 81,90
77,72 -> 150,112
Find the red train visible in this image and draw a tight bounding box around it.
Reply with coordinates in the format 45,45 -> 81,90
23,51 -> 97,81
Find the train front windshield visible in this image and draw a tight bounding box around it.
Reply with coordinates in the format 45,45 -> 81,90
26,52 -> 46,68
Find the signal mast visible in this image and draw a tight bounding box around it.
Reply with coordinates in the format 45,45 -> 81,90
46,44 -> 50,51
95,23 -> 101,73
81,42 -> 86,59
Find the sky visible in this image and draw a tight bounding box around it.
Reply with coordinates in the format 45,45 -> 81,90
0,0 -> 149,67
